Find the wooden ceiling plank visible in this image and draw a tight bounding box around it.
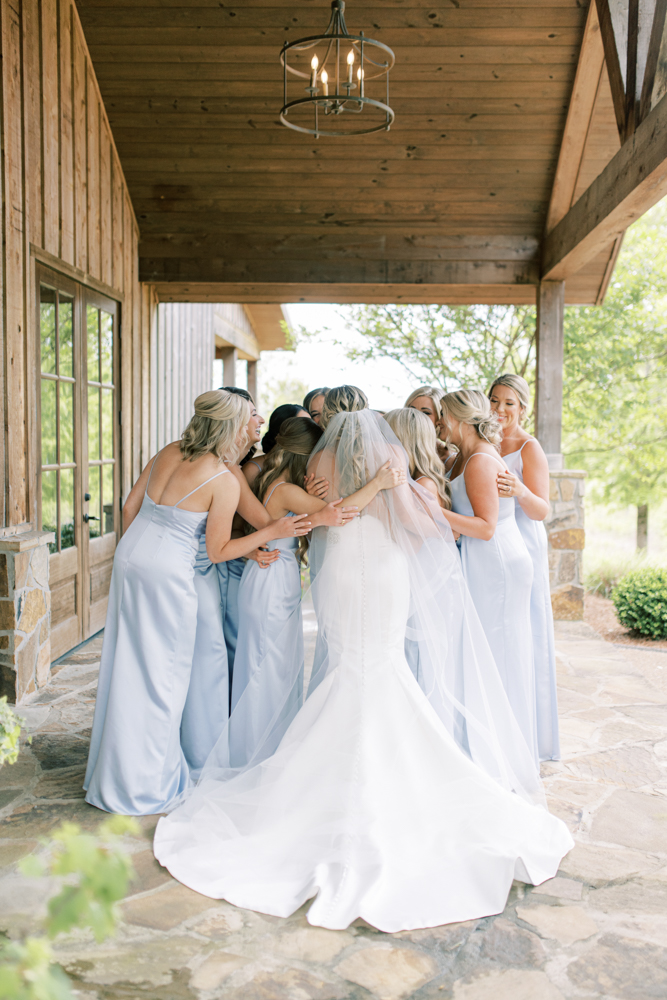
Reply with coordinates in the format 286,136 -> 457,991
86,44 -> 579,65
80,26 -> 584,46
542,90 -> 667,278
545,0 -> 605,232
92,62 -> 579,83
77,7 -> 588,30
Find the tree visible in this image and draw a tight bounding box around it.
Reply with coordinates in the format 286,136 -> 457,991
563,201 -> 667,550
337,303 -> 536,394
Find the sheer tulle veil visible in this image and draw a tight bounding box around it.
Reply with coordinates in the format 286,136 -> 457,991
182,407 -> 546,809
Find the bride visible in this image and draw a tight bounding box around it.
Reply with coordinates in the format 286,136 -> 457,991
154,392 -> 572,933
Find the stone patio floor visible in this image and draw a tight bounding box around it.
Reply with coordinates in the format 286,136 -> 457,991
1,622 -> 666,1000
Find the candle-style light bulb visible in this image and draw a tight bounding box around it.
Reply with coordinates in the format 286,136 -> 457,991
347,48 -> 354,84
321,68 -> 328,96
310,54 -> 319,88
357,66 -> 364,97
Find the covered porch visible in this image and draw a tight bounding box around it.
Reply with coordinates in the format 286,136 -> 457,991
2,0 -> 667,698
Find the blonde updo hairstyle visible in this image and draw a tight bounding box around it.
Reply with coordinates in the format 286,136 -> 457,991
180,389 -> 250,465
440,389 -> 502,448
384,408 -> 451,510
320,385 -> 369,429
404,385 -> 444,422
488,373 -> 531,424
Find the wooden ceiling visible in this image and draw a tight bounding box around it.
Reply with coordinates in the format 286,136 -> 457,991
76,0 -> 622,305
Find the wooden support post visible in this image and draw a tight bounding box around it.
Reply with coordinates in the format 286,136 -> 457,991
535,281 -> 565,471
247,360 -> 258,404
220,347 -> 237,387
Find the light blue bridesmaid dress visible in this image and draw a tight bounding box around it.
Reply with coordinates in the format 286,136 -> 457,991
181,539 -> 229,772
84,463 -> 228,814
504,440 -> 560,761
229,481 -> 304,767
449,452 -> 539,766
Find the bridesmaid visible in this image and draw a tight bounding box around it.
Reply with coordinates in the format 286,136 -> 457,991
183,389 -> 279,772
384,407 -> 453,686
440,390 -> 539,766
303,386 -> 330,425
231,415 -> 402,766
404,386 -> 453,469
489,373 -> 560,761
84,390 -> 310,814
243,402 -> 309,488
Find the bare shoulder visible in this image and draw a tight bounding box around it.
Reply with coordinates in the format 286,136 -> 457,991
416,476 -> 439,498
213,467 -> 240,498
465,449 -> 503,482
521,437 -> 548,468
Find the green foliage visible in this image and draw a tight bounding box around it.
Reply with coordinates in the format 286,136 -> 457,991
563,201 -> 667,511
0,938 -> 72,1000
0,698 -> 25,768
259,375 -> 310,419
21,816 -> 139,942
612,567 -> 667,637
1,816 -> 139,1000
584,552 -> 660,599
339,304 -> 536,395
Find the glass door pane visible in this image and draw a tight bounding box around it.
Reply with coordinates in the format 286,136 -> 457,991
40,285 -> 77,555
86,304 -> 116,540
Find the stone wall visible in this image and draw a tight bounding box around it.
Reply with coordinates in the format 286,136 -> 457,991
547,471 -> 586,620
0,530 -> 55,702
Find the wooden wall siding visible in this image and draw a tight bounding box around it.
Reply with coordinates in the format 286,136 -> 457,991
0,0 -> 149,526
151,303 -> 215,454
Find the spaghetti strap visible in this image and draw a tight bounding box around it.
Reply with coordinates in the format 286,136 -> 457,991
174,469 -> 229,508
146,456 -> 158,489
247,460 -> 262,472
263,481 -> 287,507
462,451 -> 505,474
518,439 -> 535,456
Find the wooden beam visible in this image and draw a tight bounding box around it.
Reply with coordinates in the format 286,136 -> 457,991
546,1 -> 606,232
625,0 -> 640,136
542,89 -> 667,280
141,259 -> 540,287
153,282 -> 539,306
535,281 -> 565,467
639,0 -> 667,122
595,0 -> 627,136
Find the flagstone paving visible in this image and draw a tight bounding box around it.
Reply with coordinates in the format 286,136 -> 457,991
1,622 -> 666,999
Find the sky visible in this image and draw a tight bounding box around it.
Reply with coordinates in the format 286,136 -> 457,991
256,302 -> 417,412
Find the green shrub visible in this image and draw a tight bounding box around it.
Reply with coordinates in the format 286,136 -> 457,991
612,567 -> 667,638
0,697 -> 24,768
584,552 -> 660,599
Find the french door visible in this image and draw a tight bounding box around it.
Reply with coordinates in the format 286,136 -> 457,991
37,265 -> 121,658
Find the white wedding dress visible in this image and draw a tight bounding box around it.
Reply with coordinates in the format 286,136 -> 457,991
154,411 -> 572,932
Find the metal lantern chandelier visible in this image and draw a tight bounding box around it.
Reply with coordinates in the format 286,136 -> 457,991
279,0 -> 395,138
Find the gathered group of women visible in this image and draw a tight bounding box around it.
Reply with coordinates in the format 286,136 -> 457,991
82,374 -> 570,933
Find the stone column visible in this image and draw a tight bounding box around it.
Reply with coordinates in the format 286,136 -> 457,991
0,530 -> 55,702
547,471 -> 586,620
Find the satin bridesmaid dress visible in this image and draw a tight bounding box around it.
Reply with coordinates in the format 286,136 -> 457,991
449,452 -> 539,765
84,464 -> 229,814
504,441 -> 560,761
229,481 -> 304,767
181,538 -> 230,772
